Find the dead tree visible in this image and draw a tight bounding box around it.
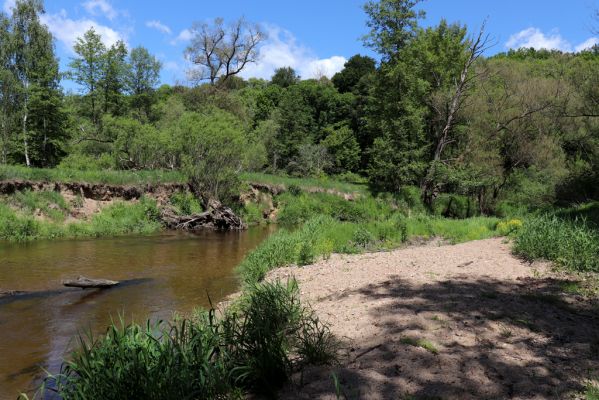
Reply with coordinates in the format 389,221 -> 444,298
185,17 -> 264,86
421,22 -> 491,207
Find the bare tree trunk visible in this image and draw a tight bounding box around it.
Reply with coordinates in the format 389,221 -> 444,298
22,109 -> 30,167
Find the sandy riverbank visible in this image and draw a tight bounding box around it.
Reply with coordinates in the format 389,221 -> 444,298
269,238 -> 599,399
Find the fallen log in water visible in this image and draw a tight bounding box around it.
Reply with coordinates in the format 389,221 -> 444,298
63,276 -> 120,289
161,199 -> 247,231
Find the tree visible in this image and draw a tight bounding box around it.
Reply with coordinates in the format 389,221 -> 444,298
321,123 -> 361,174
10,0 -> 66,166
270,67 -> 300,88
0,12 -> 18,164
101,40 -> 127,115
185,17 -> 264,86
419,22 -> 489,206
69,28 -> 106,124
126,47 -> 161,95
332,55 -> 376,93
126,46 -> 161,118
362,0 -> 424,60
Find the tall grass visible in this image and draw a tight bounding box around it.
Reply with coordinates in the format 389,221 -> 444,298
8,189 -> 70,221
26,280 -> 335,399
241,172 -> 368,194
513,215 -> 599,272
0,165 -> 186,185
0,198 -> 162,241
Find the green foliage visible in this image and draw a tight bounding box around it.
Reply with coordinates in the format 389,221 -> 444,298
321,124 -> 361,174
58,153 -> 114,171
36,280 -> 335,399
168,191 -> 203,215
513,215 -> 599,272
432,194 -> 478,219
270,67 -> 300,88
276,191 -> 392,225
331,54 -> 376,93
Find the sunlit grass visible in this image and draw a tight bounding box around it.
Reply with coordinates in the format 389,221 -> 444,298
0,165 -> 186,185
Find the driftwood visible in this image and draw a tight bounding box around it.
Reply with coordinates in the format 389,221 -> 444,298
161,199 -> 246,231
63,276 -> 120,289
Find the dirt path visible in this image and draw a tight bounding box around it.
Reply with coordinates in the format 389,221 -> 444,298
270,238 -> 599,399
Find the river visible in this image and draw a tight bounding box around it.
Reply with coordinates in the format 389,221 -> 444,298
0,227 -> 275,399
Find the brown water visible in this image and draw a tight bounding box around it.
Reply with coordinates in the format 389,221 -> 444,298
0,227 -> 275,399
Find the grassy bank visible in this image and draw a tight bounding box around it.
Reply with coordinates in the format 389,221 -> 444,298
0,165 -> 186,186
237,190 -> 500,285
24,280 -> 335,399
0,197 -> 163,242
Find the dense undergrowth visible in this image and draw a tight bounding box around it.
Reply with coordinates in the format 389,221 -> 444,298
24,280 -> 335,399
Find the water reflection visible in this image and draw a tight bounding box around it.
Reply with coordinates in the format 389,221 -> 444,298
0,227 -> 275,399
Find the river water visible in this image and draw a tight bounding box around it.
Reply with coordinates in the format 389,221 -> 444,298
0,227 -> 275,399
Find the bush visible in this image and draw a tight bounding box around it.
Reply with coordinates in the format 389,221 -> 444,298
496,219 -> 523,236
169,191 -> 203,215
513,215 -> 599,272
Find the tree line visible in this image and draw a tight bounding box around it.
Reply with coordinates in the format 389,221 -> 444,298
1,0 -> 598,211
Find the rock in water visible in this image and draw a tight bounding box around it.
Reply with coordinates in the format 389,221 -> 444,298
63,276 -> 120,289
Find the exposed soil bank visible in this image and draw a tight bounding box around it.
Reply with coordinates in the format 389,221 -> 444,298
270,239 -> 599,399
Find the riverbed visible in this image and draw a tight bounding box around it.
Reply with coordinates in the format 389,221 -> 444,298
0,227 -> 275,399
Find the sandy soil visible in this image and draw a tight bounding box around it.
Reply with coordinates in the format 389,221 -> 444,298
270,238 -> 599,400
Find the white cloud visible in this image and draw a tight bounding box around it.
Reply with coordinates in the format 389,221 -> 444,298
239,25 -> 346,80
3,0 -> 15,13
82,0 -> 118,20
575,37 -> 599,52
146,20 -> 171,35
506,27 -> 571,51
41,9 -> 125,51
506,27 -> 598,53
170,29 -> 193,45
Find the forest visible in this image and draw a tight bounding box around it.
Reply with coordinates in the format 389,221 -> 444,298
0,0 -> 597,214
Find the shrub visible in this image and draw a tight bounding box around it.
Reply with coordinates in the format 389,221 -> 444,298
496,219 -> 523,236
169,191 -> 203,215
287,184 -> 302,196
352,227 -> 375,248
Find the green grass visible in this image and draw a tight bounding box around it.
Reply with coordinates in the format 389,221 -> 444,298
585,382 -> 599,400
513,215 -> 599,272
0,165 -> 186,186
0,197 -> 162,241
7,189 -> 70,222
25,280 -> 336,399
241,172 -> 368,195
399,337 -> 439,354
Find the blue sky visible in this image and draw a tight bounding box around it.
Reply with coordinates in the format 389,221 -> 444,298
3,0 -> 599,90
